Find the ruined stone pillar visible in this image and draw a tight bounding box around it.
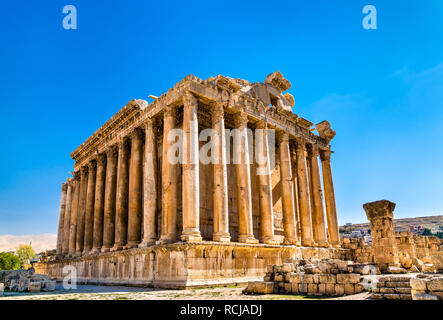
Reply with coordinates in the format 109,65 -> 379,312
158,106 -> 178,244
234,112 -> 258,244
363,200 -> 400,270
211,103 -> 230,242
180,93 -> 202,242
75,166 -> 89,255
101,146 -> 118,252
68,172 -> 81,256
92,153 -> 106,253
56,182 -> 68,255
279,132 -> 298,245
83,160 -> 97,254
62,178 -> 73,255
253,122 -> 276,244
127,128 -> 144,248
139,119 -> 158,247
295,138 -> 314,246
319,150 -> 340,247
307,145 -> 328,247
112,140 -> 130,251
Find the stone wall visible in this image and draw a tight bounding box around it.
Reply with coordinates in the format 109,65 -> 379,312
36,243 -> 343,289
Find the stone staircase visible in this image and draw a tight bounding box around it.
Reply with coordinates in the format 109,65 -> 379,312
370,275 -> 412,300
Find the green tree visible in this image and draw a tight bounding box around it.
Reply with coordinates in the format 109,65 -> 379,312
15,244 -> 36,266
0,252 -> 21,270
422,228 -> 433,236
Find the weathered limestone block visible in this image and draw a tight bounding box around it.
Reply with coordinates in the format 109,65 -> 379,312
0,283 -> 4,296
335,284 -> 345,296
319,274 -> 337,284
41,280 -> 56,291
336,273 -> 360,284
413,293 -> 439,300
410,278 -> 427,291
28,282 -> 41,293
264,71 -> 291,93
427,277 -> 443,291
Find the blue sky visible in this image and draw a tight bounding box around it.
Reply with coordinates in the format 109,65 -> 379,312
0,0 -> 442,234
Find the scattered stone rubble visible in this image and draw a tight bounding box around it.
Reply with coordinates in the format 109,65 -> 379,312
243,259 -> 372,297
0,269 -> 56,293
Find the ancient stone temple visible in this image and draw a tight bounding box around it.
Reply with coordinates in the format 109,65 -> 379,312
37,71 -> 342,288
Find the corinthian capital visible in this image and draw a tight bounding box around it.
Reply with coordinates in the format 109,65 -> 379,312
183,91 -> 198,108
212,103 -> 225,123
295,137 -> 307,152
233,112 -> 248,128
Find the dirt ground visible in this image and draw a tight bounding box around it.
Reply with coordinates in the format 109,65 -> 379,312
0,284 -> 372,300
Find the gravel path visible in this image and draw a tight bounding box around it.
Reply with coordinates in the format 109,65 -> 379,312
0,284 -> 372,300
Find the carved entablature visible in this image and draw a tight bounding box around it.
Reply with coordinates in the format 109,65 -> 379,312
70,72 -> 333,170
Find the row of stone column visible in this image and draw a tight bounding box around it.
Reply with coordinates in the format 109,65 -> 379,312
56,91 -> 340,256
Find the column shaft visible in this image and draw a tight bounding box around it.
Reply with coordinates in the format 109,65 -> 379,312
75,166 -> 89,255
212,103 -> 230,242
256,123 -> 276,244
181,93 -> 202,242
295,138 -> 314,246
290,147 -> 302,243
83,161 -> 97,254
102,147 -> 118,252
62,179 -> 73,255
92,154 -> 106,253
56,182 -> 68,255
234,112 -> 257,244
320,150 -> 340,246
158,106 -> 178,243
112,140 -> 130,250
308,145 -> 328,247
140,119 -> 158,247
279,133 -> 298,245
68,173 -> 81,256
127,128 -> 143,247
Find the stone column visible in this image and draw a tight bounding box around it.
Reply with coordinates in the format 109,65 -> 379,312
139,119 -> 158,247
127,128 -> 144,248
83,160 -> 97,254
256,122 -> 276,244
211,103 -> 230,242
75,166 -> 89,255
102,146 -> 118,252
363,200 -> 400,270
92,153 -> 106,253
295,138 -> 314,246
290,146 -> 302,243
307,145 -> 328,247
56,182 -> 68,255
279,133 -> 298,245
319,150 -> 340,247
234,112 -> 258,244
62,178 -> 73,255
112,140 -> 130,251
158,106 -> 178,244
181,92 -> 202,242
68,172 -> 81,256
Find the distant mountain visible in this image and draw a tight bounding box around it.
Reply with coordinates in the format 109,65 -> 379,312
0,234 -> 56,253
341,215 -> 443,233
